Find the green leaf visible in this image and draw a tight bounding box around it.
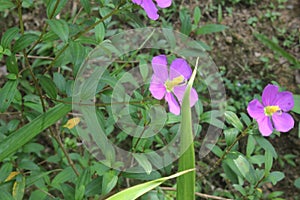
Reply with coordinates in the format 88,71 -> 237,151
233,184 -> 246,196
133,154 -> 152,175
0,162 -> 13,182
0,80 -> 18,113
51,167 -> 77,189
75,168 -> 91,200
0,103 -> 71,161
6,55 -> 19,74
22,0 -> 34,8
224,111 -> 244,131
6,73 -> 17,80
12,176 -> 25,200
80,0 -> 91,13
246,135 -> 256,157
61,183 -> 75,200
23,143 -> 44,154
180,10 -> 192,35
294,177 -> 300,189
266,171 -> 285,185
240,112 -> 251,126
196,24 -> 227,35
38,75 -> 57,99
85,177 -> 102,197
75,185 -> 85,200
3,48 -> 11,56
249,155 -> 265,166
95,20 -> 105,43
53,72 -> 66,93
254,136 -> 277,159
13,33 -> 38,53
162,29 -> 176,49
1,27 -> 19,49
177,59 -> 198,200
47,19 -> 69,42
99,7 -> 113,24
292,94 -> 300,114
107,169 -> 194,200
0,0 -> 15,11
255,33 -> 300,68
224,128 -> 239,146
0,190 -> 14,200
29,191 -> 47,200
122,171 -> 161,181
264,150 -> 273,176
68,41 -> 87,77
206,144 -> 223,158
233,155 -> 250,179
46,0 -> 67,18
102,170 -> 118,195
193,7 -> 201,25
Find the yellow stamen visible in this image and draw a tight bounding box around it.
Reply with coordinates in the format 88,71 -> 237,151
165,76 -> 185,92
264,106 -> 280,116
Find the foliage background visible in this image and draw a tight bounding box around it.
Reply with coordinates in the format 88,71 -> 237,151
0,0 -> 299,199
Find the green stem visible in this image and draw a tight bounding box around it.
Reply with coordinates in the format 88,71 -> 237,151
44,2 -> 125,74
199,124 -> 253,179
17,0 -> 24,34
27,0 -> 61,55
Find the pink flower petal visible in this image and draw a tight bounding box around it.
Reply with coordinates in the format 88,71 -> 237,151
169,58 -> 192,80
152,55 -> 168,82
132,0 -> 142,4
257,116 -> 273,136
139,0 -> 159,20
165,92 -> 180,115
149,76 -> 166,100
155,0 -> 172,8
173,85 -> 198,106
247,99 -> 265,120
190,87 -> 198,107
262,84 -> 279,106
272,112 -> 294,132
275,91 -> 294,112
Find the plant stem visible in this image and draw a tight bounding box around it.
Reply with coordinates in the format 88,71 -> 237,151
199,124 -> 252,179
49,127 -> 80,176
17,0 -> 79,177
44,2 -> 125,74
161,187 -> 233,200
27,0 -> 61,55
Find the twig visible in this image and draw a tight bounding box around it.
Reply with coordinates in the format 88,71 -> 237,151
16,0 -> 80,178
49,127 -> 80,177
43,3 -> 123,74
160,187 -> 233,200
27,0 -> 61,55
16,54 -> 54,60
17,0 -> 46,112
199,125 -> 252,179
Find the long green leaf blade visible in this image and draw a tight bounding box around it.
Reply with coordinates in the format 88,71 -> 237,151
177,59 -> 198,200
107,169 -> 194,200
255,33 -> 300,68
0,103 -> 71,161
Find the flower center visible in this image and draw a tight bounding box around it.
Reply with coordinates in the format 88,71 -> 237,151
264,105 -> 280,116
165,75 -> 185,92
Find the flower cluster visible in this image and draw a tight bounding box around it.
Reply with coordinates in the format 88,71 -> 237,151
247,84 -> 294,136
149,55 -> 198,115
131,0 -> 172,20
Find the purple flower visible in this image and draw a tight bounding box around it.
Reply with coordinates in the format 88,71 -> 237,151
131,0 -> 172,20
149,55 -> 198,115
247,84 -> 294,136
